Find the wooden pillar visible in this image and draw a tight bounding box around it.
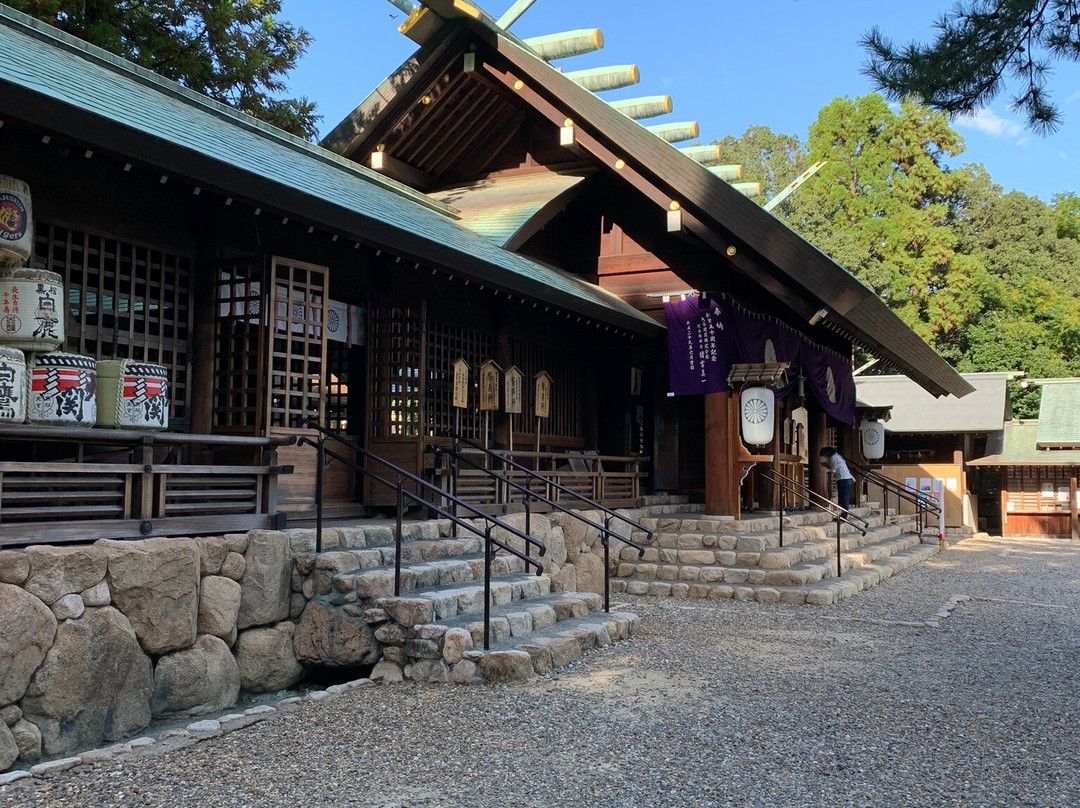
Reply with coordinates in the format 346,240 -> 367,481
1070,471 -> 1078,540
705,391 -> 735,516
809,409 -> 829,497
190,208 -> 218,438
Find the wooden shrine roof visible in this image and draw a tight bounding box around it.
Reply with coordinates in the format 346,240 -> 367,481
327,4 -> 974,400
429,169 -> 592,248
0,7 -> 662,337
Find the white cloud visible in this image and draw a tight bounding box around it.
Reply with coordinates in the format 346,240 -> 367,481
1015,137 -> 1029,149
1067,91 -> 1080,105
1059,149 -> 1069,160
953,108 -> 1023,137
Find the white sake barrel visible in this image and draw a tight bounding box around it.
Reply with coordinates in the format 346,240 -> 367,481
0,345 -> 26,423
97,359 -> 169,430
0,268 -> 65,351
27,352 -> 96,427
0,176 -> 33,267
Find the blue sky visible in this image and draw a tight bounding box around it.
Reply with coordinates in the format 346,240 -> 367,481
282,1 -> 1079,203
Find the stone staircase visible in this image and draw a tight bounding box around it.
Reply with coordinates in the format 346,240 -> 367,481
611,505 -> 940,605
305,514 -> 643,686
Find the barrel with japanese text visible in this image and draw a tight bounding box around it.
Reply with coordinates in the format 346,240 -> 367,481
96,359 -> 169,430
0,268 -> 65,351
0,176 -> 33,267
27,352 -> 97,427
0,346 -> 26,423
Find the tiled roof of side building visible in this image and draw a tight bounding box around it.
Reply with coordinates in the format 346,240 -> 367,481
855,373 -> 1014,434
0,6 -> 662,336
1035,382 -> 1080,447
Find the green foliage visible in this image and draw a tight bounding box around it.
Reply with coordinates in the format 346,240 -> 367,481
10,0 -> 318,139
724,93 -> 1080,414
863,0 -> 1080,132
712,126 -> 808,203
1053,192 -> 1080,240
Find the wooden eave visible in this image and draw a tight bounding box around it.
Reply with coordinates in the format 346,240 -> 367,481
466,26 -> 973,400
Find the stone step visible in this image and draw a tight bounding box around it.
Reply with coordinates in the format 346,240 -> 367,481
617,531 -> 927,590
637,505 -> 880,536
432,590 -> 605,647
618,521 -> 914,573
467,609 -> 640,680
629,510 -> 891,551
612,541 -> 939,605
377,572 -> 553,626
319,549 -> 532,601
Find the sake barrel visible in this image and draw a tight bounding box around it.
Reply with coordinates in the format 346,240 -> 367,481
27,352 -> 96,427
0,176 -> 33,267
0,345 -> 26,423
0,268 -> 65,351
97,359 -> 169,430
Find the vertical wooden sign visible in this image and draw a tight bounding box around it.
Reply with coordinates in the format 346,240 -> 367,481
534,371 -> 552,419
504,365 -> 523,414
452,358 -> 470,409
479,360 -> 501,411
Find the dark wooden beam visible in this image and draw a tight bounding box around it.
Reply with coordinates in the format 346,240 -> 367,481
369,151 -> 440,192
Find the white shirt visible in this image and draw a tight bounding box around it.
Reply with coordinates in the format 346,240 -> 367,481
828,453 -> 854,481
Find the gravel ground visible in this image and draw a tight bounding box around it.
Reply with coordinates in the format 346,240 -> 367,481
3,534 -> 1079,808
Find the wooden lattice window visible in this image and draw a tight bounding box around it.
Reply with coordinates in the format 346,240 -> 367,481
214,261 -> 266,432
1006,466 -> 1076,512
326,342 -> 349,432
369,304 -> 422,438
34,223 -> 193,422
267,258 -> 327,430
508,338 -> 582,441
426,319 -> 493,441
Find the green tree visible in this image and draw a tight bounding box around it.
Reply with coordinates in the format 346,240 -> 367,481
863,0 -> 1080,132
713,126 -> 809,203
1053,192 -> 1080,240
779,95 -> 982,347
10,0 -> 318,139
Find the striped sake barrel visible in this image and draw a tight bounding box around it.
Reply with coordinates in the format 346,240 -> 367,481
27,352 -> 96,427
0,176 -> 33,267
96,359 -> 169,430
0,345 -> 26,423
0,267 -> 65,351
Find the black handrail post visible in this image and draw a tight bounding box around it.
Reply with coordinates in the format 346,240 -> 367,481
881,483 -> 887,525
484,525 -> 492,651
315,434 -> 325,554
451,435 -> 460,519
604,515 -> 613,613
836,509 -> 842,578
524,493 -> 532,563
779,475 -> 785,548
394,478 -> 404,597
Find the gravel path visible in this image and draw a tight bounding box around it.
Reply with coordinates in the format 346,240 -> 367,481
4,534 -> 1079,808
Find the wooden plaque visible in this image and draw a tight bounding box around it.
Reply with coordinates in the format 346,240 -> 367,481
534,370 -> 552,420
452,357 -> 470,409
479,360 -> 501,412
504,365 -> 523,414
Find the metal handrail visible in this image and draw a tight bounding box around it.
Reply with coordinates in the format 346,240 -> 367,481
757,465 -> 867,579
434,438 -> 649,612
841,454 -> 940,538
439,431 -> 653,541
298,421 -> 546,650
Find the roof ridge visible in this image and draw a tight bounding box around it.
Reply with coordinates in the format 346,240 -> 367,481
0,3 -> 455,218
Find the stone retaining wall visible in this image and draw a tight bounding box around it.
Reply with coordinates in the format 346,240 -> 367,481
0,495 -> 689,772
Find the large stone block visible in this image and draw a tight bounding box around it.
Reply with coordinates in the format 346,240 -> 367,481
194,537 -> 229,576
101,538 -> 199,655
151,635 -> 240,718
381,597 -> 434,628
293,599 -> 381,667
235,623 -> 304,693
441,628 -> 473,666
0,584 -> 56,707
0,551 -> 29,586
0,724 -> 16,771
20,607 -> 153,757
24,545 -> 107,605
11,719 -> 41,763
220,552 -> 246,582
237,531 -> 292,630
479,650 -> 534,683
198,576 -> 242,646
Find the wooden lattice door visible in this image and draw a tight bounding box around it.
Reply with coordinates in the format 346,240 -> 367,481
214,259 -> 267,434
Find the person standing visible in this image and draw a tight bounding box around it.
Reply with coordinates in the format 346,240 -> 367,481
819,446 -> 854,513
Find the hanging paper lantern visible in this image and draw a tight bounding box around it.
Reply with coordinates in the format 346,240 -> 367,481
860,419 -> 885,460
740,386 -> 774,446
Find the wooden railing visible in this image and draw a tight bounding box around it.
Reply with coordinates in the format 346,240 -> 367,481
429,445 -> 647,512
0,425 -> 291,547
